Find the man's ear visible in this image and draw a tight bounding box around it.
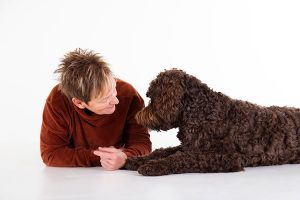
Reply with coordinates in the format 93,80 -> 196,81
72,98 -> 86,109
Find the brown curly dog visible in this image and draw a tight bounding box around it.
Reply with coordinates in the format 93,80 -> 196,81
124,68 -> 300,176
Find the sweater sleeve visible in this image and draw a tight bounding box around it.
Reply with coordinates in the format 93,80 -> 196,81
40,100 -> 100,167
122,94 -> 152,158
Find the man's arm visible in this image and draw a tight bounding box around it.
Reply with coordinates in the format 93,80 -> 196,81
40,100 -> 100,167
122,94 -> 152,158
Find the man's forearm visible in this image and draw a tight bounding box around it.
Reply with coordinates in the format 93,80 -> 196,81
41,147 -> 100,167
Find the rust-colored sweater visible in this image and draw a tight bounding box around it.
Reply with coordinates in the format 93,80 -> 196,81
40,79 -> 151,167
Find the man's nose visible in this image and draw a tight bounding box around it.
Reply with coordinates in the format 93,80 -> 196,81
110,96 -> 119,105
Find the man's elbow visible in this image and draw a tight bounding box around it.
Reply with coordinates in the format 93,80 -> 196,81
41,152 -> 57,167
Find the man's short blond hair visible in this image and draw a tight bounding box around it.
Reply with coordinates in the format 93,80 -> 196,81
55,48 -> 114,103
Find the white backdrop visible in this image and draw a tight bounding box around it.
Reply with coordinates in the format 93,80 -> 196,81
1,0 -> 300,151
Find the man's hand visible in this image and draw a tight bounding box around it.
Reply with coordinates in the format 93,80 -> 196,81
93,146 -> 127,170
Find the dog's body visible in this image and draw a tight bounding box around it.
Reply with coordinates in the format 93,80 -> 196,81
125,69 -> 300,176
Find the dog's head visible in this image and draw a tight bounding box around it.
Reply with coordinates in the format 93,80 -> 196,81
135,68 -> 187,131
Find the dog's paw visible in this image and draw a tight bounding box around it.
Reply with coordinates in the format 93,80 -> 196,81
124,156 -> 147,171
137,160 -> 170,176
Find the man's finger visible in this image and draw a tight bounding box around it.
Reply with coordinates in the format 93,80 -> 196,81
101,159 -> 115,171
93,151 -> 114,159
101,159 -> 112,170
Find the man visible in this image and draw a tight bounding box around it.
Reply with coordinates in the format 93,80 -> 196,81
40,48 -> 152,170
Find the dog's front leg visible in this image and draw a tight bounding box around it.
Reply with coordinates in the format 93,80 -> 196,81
137,151 -> 245,176
124,145 -> 182,171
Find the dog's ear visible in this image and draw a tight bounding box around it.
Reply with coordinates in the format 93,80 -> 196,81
149,69 -> 186,126
157,81 -> 184,123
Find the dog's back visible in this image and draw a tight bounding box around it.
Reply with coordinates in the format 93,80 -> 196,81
182,78 -> 300,167
223,99 -> 300,166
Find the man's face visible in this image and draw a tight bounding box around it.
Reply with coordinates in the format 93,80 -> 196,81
83,80 -> 119,115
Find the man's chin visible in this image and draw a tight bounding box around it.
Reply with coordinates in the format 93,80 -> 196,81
93,106 -> 116,115
103,106 -> 116,115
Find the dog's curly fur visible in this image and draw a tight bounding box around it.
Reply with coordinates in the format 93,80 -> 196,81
125,69 -> 300,176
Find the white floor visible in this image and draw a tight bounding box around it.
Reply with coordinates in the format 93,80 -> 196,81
1,141 -> 300,200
